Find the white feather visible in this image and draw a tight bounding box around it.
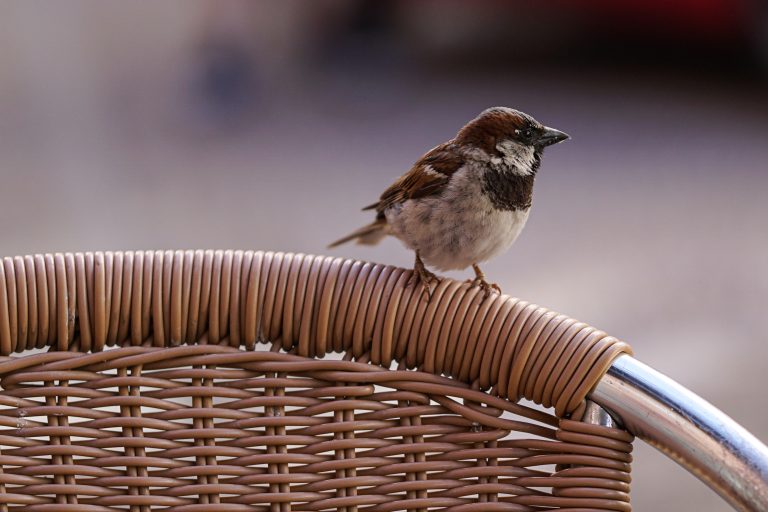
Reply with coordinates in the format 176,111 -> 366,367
385,160 -> 531,271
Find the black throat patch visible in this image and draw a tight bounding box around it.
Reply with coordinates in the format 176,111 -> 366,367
481,153 -> 540,211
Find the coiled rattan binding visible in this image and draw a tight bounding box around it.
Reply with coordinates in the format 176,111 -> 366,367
0,251 -> 633,511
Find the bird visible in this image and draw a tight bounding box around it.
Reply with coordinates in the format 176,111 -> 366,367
329,106 -> 569,297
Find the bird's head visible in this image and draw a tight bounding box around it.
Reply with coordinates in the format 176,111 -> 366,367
456,107 -> 569,174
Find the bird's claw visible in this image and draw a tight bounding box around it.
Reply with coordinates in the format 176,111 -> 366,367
409,268 -> 440,302
466,277 -> 501,298
411,251 -> 442,302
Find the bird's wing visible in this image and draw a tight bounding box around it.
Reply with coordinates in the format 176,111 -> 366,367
365,142 -> 465,214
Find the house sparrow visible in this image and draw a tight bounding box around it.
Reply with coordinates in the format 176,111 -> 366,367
329,107 -> 569,296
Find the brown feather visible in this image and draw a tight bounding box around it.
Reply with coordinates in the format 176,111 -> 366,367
455,107 -> 531,156
332,144 -> 464,248
373,142 -> 465,214
327,218 -> 387,248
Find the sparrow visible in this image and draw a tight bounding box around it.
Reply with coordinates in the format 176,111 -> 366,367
329,106 -> 569,296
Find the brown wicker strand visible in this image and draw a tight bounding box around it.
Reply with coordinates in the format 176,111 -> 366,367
0,251 -> 632,418
0,342 -> 634,510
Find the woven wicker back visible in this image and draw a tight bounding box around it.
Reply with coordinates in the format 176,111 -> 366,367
0,251 -> 634,511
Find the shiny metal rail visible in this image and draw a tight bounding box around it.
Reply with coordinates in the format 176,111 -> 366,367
590,355 -> 768,512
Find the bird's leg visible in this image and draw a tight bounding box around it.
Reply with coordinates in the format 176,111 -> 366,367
467,263 -> 501,297
409,250 -> 439,300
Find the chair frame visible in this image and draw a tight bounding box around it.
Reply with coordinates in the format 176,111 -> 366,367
590,355 -> 768,512
0,250 -> 765,511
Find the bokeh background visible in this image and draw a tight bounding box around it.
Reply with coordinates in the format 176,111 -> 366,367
1,1 -> 767,510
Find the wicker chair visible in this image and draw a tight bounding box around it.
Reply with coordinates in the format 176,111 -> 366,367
0,251 -> 764,512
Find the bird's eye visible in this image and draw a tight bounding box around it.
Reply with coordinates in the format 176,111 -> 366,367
517,127 -> 534,140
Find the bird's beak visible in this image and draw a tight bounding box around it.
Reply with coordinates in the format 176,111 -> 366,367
537,126 -> 570,147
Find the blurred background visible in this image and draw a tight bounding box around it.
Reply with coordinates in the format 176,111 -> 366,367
0,1 -> 766,509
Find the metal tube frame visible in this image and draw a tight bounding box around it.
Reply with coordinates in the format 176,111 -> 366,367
589,354 -> 768,512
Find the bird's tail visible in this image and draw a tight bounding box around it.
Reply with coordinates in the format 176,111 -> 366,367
328,218 -> 388,248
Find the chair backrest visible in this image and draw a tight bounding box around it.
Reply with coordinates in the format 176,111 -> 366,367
0,250 -> 634,511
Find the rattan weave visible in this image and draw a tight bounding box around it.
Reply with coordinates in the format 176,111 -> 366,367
0,251 -> 634,511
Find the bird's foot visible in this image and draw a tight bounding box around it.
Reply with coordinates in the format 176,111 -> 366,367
409,267 -> 440,301
466,276 -> 501,298
410,252 -> 440,301
467,264 -> 501,298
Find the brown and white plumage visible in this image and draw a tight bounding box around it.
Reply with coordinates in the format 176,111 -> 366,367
330,107 -> 569,295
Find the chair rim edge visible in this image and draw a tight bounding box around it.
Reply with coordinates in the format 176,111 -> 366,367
591,354 -> 768,512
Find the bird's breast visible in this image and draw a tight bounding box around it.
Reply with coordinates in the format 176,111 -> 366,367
384,166 -> 531,271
